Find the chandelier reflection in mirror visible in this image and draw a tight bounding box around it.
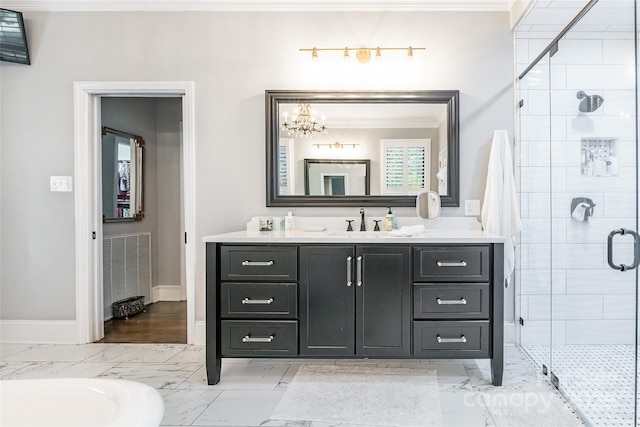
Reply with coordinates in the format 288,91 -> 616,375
281,103 -> 327,137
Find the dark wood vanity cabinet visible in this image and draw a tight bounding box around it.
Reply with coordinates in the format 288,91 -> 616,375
299,245 -> 410,357
206,241 -> 504,386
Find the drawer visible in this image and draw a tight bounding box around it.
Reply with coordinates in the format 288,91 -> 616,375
413,284 -> 489,319
221,282 -> 297,319
413,320 -> 490,358
220,246 -> 297,281
413,246 -> 489,282
221,320 -> 298,356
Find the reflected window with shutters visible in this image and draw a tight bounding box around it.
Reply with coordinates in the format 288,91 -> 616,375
278,138 -> 294,195
381,139 -> 430,195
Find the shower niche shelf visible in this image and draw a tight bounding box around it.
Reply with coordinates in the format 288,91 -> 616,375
581,137 -> 618,177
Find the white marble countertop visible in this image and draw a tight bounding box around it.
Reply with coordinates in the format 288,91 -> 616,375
203,216 -> 504,244
202,229 -> 503,244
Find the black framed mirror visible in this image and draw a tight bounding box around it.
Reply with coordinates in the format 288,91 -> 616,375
266,90 -> 459,207
304,159 -> 370,196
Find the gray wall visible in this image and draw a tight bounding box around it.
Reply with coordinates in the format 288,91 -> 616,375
102,97 -> 159,242
0,11 -> 513,324
101,97 -> 183,292
155,98 -> 183,290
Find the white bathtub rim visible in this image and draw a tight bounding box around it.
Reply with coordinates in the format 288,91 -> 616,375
0,378 -> 164,426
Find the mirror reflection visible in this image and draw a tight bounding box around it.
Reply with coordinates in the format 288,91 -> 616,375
282,103 -> 446,196
266,91 -> 459,207
101,126 -> 145,222
304,159 -> 370,196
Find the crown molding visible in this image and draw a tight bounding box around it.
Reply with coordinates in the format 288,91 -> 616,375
0,0 -> 513,12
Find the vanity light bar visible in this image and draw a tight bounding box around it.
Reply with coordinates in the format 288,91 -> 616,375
301,46 -> 425,63
313,142 -> 360,149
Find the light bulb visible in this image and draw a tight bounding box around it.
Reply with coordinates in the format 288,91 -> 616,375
407,46 -> 414,61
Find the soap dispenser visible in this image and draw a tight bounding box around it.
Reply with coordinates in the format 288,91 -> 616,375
284,212 -> 298,231
384,208 -> 394,231
391,208 -> 398,230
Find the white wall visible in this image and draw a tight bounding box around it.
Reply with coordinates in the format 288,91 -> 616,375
0,11 -> 513,328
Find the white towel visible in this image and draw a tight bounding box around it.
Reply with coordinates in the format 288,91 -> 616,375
389,225 -> 425,237
481,130 -> 522,286
436,166 -> 447,194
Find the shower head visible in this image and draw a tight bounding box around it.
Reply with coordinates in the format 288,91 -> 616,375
576,91 -> 604,113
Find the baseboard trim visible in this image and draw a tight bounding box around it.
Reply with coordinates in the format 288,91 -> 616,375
0,320 -> 78,344
152,285 -> 184,302
194,320 -> 205,345
504,321 -> 516,346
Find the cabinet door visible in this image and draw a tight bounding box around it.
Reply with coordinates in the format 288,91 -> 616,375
299,246 -> 355,356
356,245 -> 411,356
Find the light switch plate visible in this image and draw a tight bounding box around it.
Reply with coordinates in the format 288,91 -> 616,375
464,199 -> 480,216
50,176 -> 73,192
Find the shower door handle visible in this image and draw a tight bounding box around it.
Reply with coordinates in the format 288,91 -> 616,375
607,228 -> 639,271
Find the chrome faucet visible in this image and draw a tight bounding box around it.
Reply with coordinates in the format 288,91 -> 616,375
359,208 -> 366,231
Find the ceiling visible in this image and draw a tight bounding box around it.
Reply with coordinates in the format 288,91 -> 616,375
1,0 -> 515,12
518,0 -> 634,32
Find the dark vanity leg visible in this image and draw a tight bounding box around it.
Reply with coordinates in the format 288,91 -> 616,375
491,243 -> 504,386
206,355 -> 221,385
491,354 -> 503,386
205,243 -> 222,385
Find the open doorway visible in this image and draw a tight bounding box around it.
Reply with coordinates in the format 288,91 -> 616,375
73,81 -> 196,345
98,97 -> 185,343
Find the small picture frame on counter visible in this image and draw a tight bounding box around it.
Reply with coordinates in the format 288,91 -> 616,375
259,217 -> 273,231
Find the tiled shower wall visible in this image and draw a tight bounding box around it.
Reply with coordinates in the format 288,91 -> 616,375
516,31 -> 638,346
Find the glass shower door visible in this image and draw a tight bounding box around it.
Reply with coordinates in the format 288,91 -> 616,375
517,53 -> 552,374
547,1 -> 639,424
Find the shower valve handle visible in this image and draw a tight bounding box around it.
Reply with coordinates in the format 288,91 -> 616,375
607,228 -> 639,272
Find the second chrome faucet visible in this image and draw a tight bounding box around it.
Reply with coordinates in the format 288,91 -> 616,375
359,208 -> 366,231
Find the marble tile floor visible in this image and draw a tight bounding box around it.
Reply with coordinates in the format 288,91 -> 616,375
0,343 -> 585,427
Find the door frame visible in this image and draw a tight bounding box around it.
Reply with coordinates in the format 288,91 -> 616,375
73,81 -> 196,344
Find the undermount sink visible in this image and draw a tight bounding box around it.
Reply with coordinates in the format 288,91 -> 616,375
327,231 -> 389,238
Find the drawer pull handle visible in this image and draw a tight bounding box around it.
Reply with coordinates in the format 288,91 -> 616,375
242,260 -> 274,266
436,261 -> 467,267
346,256 -> 353,287
436,298 -> 467,305
241,297 -> 274,305
356,256 -> 363,287
437,335 -> 467,344
242,335 -> 274,343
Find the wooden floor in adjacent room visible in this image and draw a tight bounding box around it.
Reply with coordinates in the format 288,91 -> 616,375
98,301 -> 187,344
